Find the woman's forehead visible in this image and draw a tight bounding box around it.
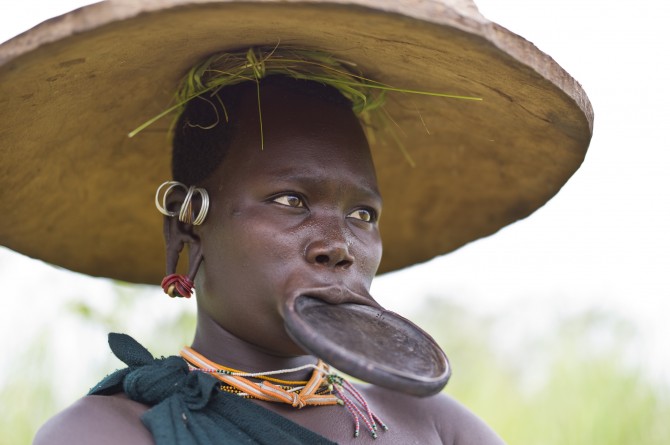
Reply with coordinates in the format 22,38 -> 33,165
217,83 -> 378,186
217,137 -> 380,201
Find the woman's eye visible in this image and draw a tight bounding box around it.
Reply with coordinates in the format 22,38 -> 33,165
347,208 -> 376,223
272,194 -> 305,208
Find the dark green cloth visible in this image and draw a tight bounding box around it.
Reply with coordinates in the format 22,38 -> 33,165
90,333 -> 336,445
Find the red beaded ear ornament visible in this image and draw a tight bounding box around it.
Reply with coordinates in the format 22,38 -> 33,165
155,181 -> 209,299
161,273 -> 195,298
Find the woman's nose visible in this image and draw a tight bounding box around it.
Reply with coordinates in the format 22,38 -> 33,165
305,234 -> 355,269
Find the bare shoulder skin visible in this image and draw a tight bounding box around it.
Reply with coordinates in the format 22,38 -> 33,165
261,383 -> 505,444
361,385 -> 505,445
33,394 -> 152,445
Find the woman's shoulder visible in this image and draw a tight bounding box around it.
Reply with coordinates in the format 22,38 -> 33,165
359,385 -> 506,445
33,393 -> 153,445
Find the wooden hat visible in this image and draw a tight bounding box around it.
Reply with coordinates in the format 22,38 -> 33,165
0,0 -> 593,284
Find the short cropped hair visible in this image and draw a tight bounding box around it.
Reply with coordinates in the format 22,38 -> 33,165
171,76 -> 353,185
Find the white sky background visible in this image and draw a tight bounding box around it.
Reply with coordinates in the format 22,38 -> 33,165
0,0 -> 669,400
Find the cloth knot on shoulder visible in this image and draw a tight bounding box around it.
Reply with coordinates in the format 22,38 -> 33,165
90,333 -> 218,410
124,354 -> 217,409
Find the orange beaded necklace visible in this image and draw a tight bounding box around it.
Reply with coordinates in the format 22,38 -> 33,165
179,346 -> 388,438
180,346 -> 340,408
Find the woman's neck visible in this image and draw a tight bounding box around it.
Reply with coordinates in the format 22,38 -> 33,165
190,311 -> 319,382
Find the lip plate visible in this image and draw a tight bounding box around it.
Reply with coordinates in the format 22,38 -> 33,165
284,295 -> 451,397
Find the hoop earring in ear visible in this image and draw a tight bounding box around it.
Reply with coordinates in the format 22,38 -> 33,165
155,180 -> 210,225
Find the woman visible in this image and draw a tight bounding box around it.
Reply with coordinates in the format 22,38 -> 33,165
0,1 -> 592,444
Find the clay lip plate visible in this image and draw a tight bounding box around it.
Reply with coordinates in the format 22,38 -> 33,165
284,295 -> 451,397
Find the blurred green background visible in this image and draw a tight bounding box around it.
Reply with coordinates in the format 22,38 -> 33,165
3,281 -> 668,445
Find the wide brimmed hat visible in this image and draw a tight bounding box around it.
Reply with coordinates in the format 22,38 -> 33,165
0,0 -> 593,284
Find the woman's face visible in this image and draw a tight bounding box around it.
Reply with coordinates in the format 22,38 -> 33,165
194,84 -> 383,356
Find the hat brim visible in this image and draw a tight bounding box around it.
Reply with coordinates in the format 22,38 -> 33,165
0,0 -> 593,284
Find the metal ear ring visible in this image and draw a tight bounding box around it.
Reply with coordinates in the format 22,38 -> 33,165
190,188 -> 209,225
178,186 -> 196,224
155,180 -> 210,225
155,181 -> 188,217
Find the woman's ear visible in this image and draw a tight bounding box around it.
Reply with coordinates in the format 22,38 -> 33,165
155,181 -> 210,297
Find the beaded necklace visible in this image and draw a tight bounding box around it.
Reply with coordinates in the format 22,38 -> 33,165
180,346 -> 388,439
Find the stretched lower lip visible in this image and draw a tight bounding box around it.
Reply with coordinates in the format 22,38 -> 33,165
287,285 -> 382,309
